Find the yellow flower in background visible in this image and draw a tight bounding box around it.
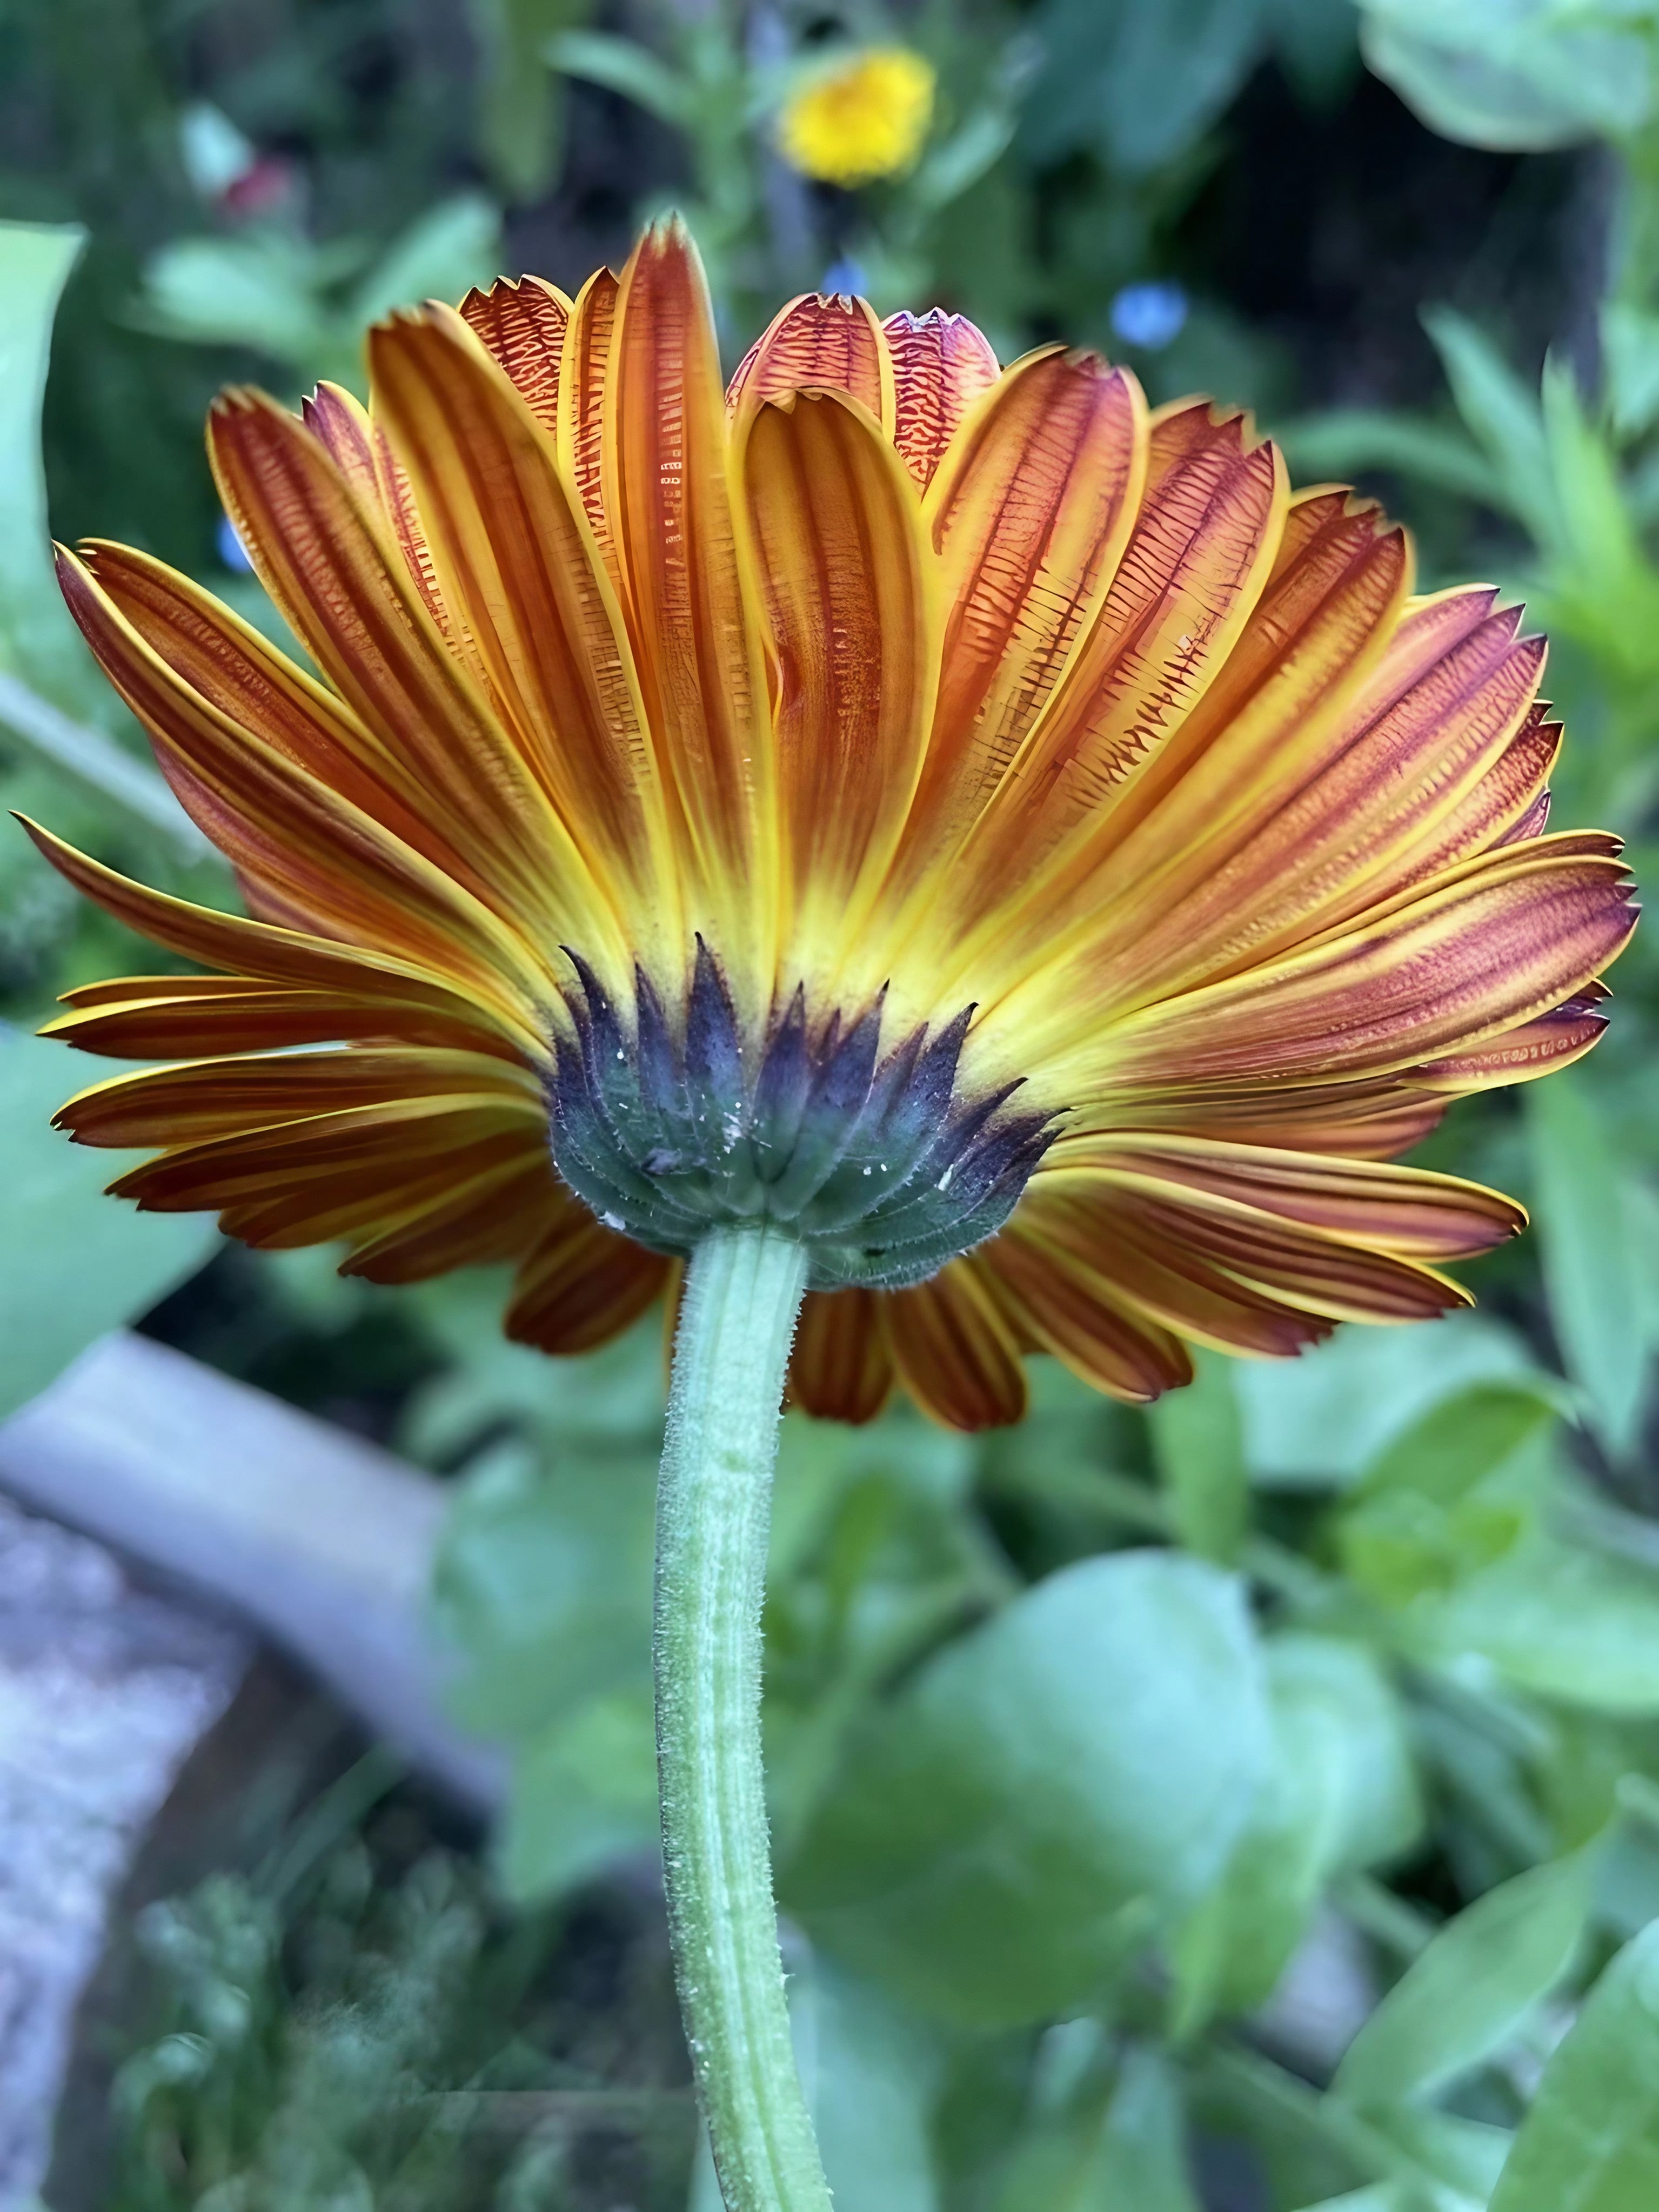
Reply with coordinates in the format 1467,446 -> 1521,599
778,46 -> 936,188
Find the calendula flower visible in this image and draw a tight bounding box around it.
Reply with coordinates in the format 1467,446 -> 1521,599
777,45 -> 935,187
30,222 -> 1635,1434
26,218 -> 1639,2212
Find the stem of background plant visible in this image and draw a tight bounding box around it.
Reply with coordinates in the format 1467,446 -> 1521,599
654,1223 -> 832,2212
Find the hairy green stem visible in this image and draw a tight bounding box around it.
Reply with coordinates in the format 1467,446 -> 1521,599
655,1224 -> 831,2212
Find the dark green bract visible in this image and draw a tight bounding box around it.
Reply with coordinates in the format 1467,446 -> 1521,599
546,943 -> 1056,1291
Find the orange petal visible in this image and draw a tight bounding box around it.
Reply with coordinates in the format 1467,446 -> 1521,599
882,307 -> 1000,489
207,387 -> 587,936
558,265 -> 620,587
1038,833 -> 1636,1097
458,274 -> 572,433
367,306 -> 677,939
1415,984 -> 1611,1090
104,1091 -> 547,1261
42,978 -> 504,1060
789,1288 -> 894,1423
940,405 -> 1287,951
886,1259 -> 1027,1429
740,387 -> 933,974
341,1155 -> 557,1282
1075,1073 -> 1450,1162
903,347 -> 1147,861
1375,701 -> 1560,894
19,820 -> 540,1057
56,1045 -> 541,1148
506,1206 -> 669,1354
1045,1132 -> 1523,1258
300,382 -> 452,633
727,291 -> 892,430
604,221 -> 770,958
1007,1162 -> 1476,1362
981,1212 -> 1197,1396
78,541 -> 505,908
1051,602 -> 1549,1018
56,548 -> 555,998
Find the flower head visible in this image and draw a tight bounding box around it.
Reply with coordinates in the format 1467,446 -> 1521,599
31,222 -> 1636,1427
778,46 -> 935,187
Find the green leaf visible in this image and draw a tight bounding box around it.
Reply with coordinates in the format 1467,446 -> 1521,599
1355,1382 -> 1562,1505
1423,307 -> 1558,545
994,2045 -> 1201,2212
1358,1 -> 1657,152
468,0 -> 592,202
1334,1852 -> 1591,2109
498,1687 -> 658,1900
807,1960 -> 943,2212
433,1436 -> 657,1742
1235,1312 -> 1537,1488
351,193 -> 503,329
785,1550 -> 1269,2025
1603,303 -> 1659,438
141,233 -> 334,365
1528,1073 -> 1650,1459
0,1030 -> 217,1419
1335,1382 -> 1557,1606
1150,1350 -> 1249,1563
0,223 -> 89,699
1175,1635 -> 1422,2029
1024,0 -> 1268,173
1276,410 -> 1508,508
545,29 -> 694,126
1489,1919 -> 1659,2211
1408,1531 -> 1659,1713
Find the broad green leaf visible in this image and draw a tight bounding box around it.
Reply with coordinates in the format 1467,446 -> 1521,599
1356,1382 -> 1562,1504
807,1960 -> 943,2212
785,1551 -> 1269,2025
1408,1532 -> 1659,1713
1489,1919 -> 1659,2211
498,1687 -> 657,1900
433,1435 -> 657,1741
468,0 -> 591,201
142,233 -> 335,365
351,193 -> 502,329
1024,0 -> 1268,173
1151,1350 -> 1249,1563
1176,1635 -> 1421,2029
0,221 -> 99,713
1236,1313 -> 1536,1487
1424,307 -> 1559,544
1277,410 -> 1508,509
0,1030 -> 217,1419
1359,1 -> 1657,152
1335,1382 -> 1556,1607
1290,2190 -> 1444,2212
1334,1853 -> 1591,2109
1528,1073 -> 1649,1459
546,29 -> 695,125
1369,2108 -> 1513,2201
1603,303 -> 1659,438
0,218 -> 192,839
994,2045 -> 1200,2211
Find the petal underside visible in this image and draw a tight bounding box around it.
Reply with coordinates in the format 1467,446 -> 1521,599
37,222 -> 1638,1417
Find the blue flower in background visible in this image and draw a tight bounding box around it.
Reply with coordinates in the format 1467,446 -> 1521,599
820,256 -> 869,299
217,514 -> 254,573
1110,280 -> 1188,351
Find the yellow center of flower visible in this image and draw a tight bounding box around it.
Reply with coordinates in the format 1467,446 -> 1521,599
777,46 -> 936,189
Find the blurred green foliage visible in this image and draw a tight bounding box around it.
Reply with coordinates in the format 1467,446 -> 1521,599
8,2 -> 1659,2209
